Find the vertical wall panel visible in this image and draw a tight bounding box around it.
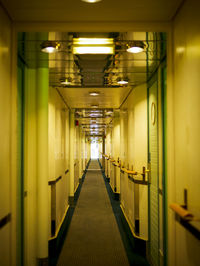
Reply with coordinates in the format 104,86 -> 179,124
148,81 -> 159,266
0,6 -> 12,266
170,0 -> 200,265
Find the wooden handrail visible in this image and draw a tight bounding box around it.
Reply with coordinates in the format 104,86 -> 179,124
48,169 -> 70,186
121,167 -> 137,175
48,176 -> 62,185
112,162 -> 120,167
120,166 -> 150,185
0,213 -> 11,229
65,169 -> 69,175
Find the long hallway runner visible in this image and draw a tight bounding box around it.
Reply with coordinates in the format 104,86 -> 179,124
57,159 -> 129,265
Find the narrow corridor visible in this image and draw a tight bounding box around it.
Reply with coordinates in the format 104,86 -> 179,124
57,160 -> 129,265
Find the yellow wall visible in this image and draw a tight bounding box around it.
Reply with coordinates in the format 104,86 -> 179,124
48,87 -> 70,234
0,5 -> 13,266
168,0 -> 200,264
120,83 -> 148,239
74,123 -> 80,192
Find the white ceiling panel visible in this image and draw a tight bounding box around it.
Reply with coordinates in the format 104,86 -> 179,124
57,86 -> 131,108
2,0 -> 183,22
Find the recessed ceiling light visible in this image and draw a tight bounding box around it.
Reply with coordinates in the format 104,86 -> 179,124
127,41 -> 145,54
41,41 -> 60,53
60,77 -> 73,85
91,104 -> 99,108
117,78 -> 129,85
81,0 -> 102,3
105,110 -> 113,114
89,92 -> 100,96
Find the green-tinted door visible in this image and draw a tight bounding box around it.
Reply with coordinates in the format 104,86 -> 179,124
148,80 -> 159,266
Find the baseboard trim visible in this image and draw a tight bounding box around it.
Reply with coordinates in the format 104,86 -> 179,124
49,205 -> 69,241
114,192 -> 120,201
68,196 -> 74,206
120,204 -> 147,241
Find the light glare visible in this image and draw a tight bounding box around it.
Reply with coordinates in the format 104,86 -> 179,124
89,92 -> 100,96
73,38 -> 113,45
42,47 -> 57,53
117,80 -> 128,85
73,46 -> 114,54
127,46 -> 144,53
81,0 -> 102,3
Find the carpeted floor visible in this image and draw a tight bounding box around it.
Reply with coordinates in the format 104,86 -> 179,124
57,160 -> 130,266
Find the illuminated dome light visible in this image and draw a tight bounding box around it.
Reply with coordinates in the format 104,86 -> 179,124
127,41 -> 145,54
105,110 -> 113,115
60,77 -> 73,85
89,92 -> 100,96
41,41 -> 60,53
117,78 -> 129,85
91,104 -> 99,108
81,0 -> 102,3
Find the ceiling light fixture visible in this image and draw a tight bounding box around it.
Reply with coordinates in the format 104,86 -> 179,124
60,77 -> 73,85
81,0 -> 102,3
91,104 -> 99,108
117,77 -> 129,85
73,46 -> 114,55
73,38 -> 113,45
89,92 -> 100,96
127,41 -> 145,54
41,41 -> 60,53
106,110 -> 113,115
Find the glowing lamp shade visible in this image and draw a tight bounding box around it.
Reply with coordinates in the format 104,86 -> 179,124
117,78 -> 129,85
89,92 -> 100,96
117,80 -> 128,85
127,46 -> 144,53
73,46 -> 114,54
41,41 -> 60,53
127,41 -> 145,54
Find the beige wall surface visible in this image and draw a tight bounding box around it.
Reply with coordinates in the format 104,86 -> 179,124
49,87 -> 70,234
120,84 -> 148,239
0,5 -> 12,266
170,0 -> 200,265
74,124 -> 79,192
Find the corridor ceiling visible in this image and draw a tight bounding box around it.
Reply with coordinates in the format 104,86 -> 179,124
12,0 -> 175,138
18,31 -> 166,137
2,0 -> 183,22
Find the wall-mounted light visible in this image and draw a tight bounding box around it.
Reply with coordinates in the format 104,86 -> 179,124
60,77 -> 73,85
41,41 -> 60,53
89,92 -> 100,96
117,77 -> 129,85
127,41 -> 145,54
